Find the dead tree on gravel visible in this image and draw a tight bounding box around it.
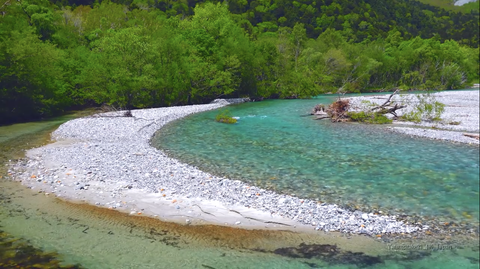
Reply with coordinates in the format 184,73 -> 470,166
369,90 -> 407,119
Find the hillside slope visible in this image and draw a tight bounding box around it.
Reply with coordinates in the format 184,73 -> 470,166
46,0 -> 479,46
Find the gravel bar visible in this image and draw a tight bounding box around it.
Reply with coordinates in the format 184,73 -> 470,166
9,99 -> 423,236
348,90 -> 480,144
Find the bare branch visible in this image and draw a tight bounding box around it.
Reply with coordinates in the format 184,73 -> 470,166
0,0 -> 11,11
463,133 -> 479,140
370,89 -> 400,112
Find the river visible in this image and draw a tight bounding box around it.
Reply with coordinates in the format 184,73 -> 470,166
1,99 -> 479,268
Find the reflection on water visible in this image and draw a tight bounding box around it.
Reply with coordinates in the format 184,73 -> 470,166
0,107 -> 478,268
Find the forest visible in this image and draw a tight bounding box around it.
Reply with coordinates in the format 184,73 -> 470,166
0,0 -> 479,124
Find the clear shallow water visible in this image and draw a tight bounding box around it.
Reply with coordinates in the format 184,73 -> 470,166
1,180 -> 479,269
155,96 -> 480,222
0,105 -> 478,269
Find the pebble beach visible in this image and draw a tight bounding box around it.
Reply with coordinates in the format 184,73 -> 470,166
7,90 -> 479,237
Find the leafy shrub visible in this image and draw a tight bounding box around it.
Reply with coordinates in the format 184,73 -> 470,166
401,93 -> 445,122
348,111 -> 368,121
371,113 -> 393,124
348,111 -> 392,124
215,110 -> 237,124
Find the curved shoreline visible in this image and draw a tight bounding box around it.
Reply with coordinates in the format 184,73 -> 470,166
8,99 -> 423,236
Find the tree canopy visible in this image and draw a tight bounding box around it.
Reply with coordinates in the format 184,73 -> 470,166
0,0 -> 479,124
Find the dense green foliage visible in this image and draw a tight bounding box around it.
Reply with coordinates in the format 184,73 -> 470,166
0,0 -> 479,124
47,0 -> 480,46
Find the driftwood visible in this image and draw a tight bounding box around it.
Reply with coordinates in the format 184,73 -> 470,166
370,89 -> 399,111
310,90 -> 411,123
311,104 -> 327,115
86,105 -> 158,132
369,90 -> 406,118
88,110 -> 134,118
315,114 -> 330,120
310,98 -> 350,122
376,103 -> 407,117
311,104 -> 331,120
327,99 -> 350,122
463,133 -> 480,140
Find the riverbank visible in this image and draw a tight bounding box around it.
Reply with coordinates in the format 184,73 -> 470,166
348,90 -> 480,144
8,98 -> 424,237
2,109 -> 419,269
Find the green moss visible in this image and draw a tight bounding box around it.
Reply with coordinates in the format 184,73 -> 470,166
347,111 -> 392,124
215,110 -> 237,124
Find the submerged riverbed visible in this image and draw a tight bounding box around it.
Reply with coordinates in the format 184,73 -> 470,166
155,96 -> 479,223
1,94 -> 479,268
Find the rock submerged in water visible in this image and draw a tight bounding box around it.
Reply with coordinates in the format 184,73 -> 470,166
273,243 -> 383,267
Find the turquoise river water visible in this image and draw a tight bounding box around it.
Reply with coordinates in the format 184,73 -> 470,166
0,93 -> 478,268
155,95 -> 480,223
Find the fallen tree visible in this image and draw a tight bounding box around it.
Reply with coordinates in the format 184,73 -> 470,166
463,133 -> 480,140
368,90 -> 406,118
311,90 -> 445,124
311,91 -> 402,123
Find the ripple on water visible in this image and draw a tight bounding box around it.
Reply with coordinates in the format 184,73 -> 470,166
1,179 -> 479,269
1,105 -> 479,269
155,98 -> 480,223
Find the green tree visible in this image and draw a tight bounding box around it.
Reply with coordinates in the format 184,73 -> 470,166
0,28 -> 67,123
79,27 -> 159,108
